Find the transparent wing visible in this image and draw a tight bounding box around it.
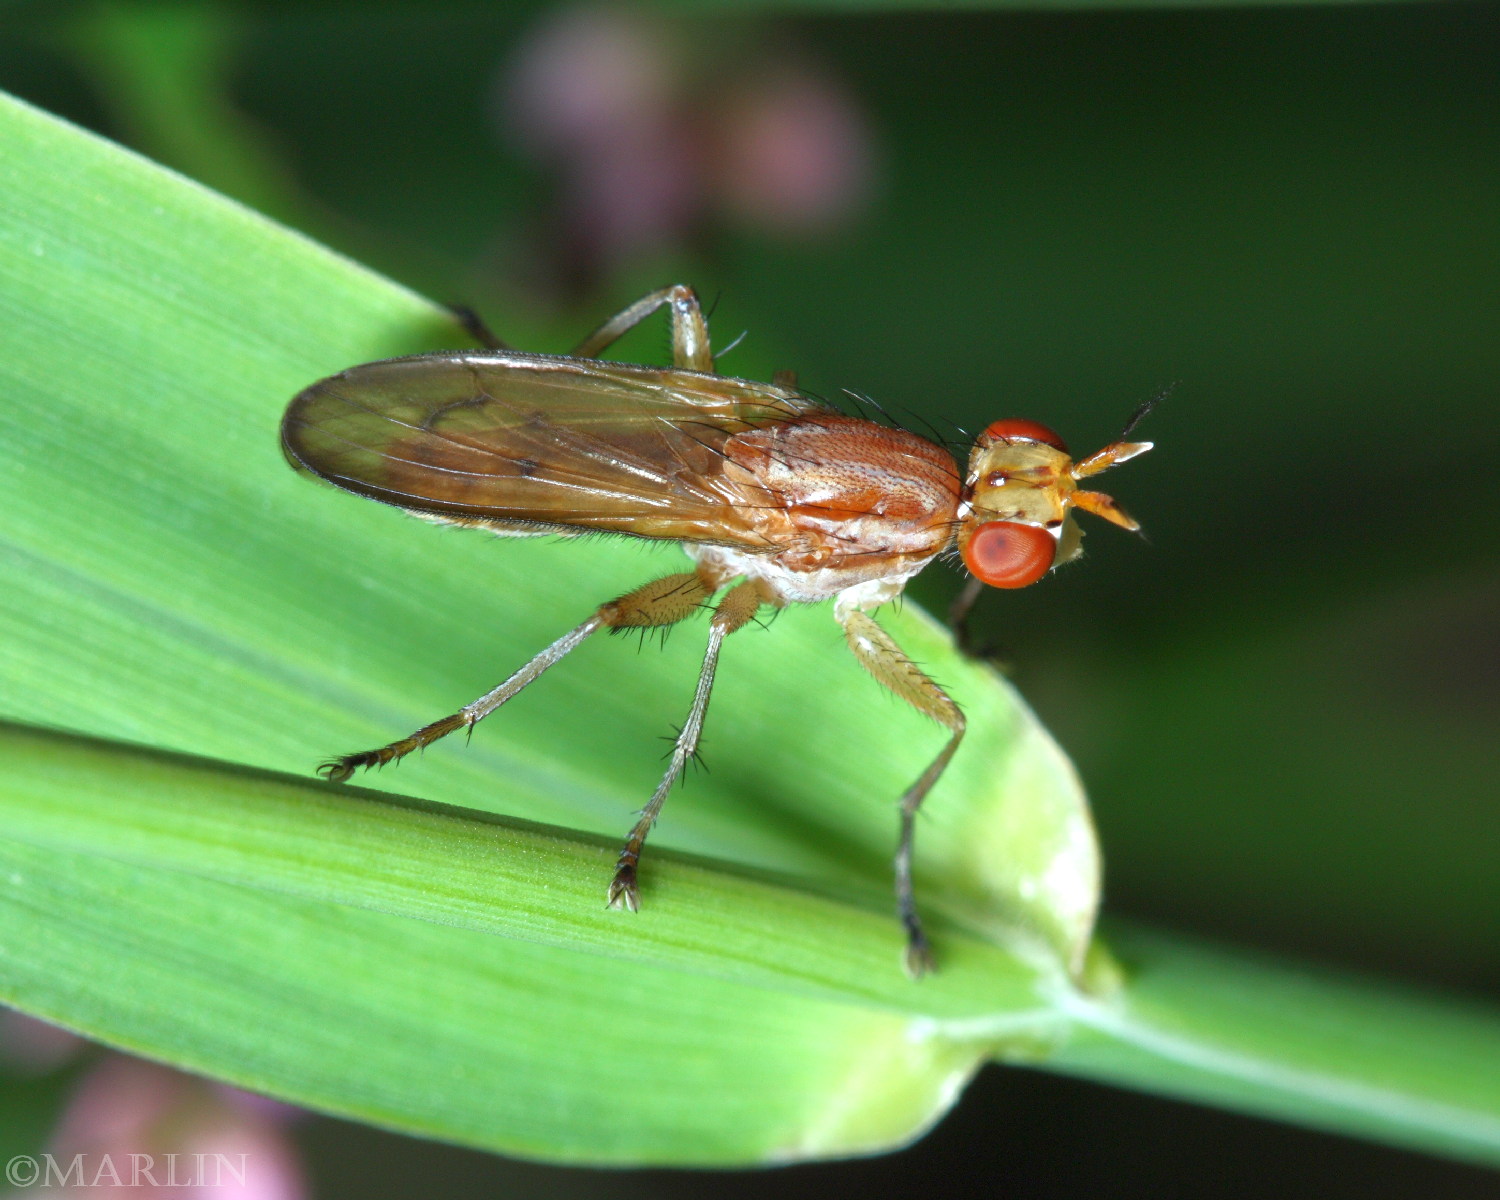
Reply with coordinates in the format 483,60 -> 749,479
281,352 -> 820,546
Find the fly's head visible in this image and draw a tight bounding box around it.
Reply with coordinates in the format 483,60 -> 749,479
957,418 -> 1152,589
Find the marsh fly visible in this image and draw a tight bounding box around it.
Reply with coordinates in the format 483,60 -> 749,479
281,285 -> 1152,975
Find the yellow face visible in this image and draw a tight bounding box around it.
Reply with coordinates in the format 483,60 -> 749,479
957,420 -> 1151,589
966,436 -> 1076,524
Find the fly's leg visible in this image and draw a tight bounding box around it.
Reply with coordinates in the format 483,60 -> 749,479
947,576 -> 1011,665
320,572 -> 711,782
571,284 -> 715,372
449,286 -> 713,365
947,575 -> 985,657
448,304 -> 510,351
608,579 -> 761,911
840,609 -> 967,978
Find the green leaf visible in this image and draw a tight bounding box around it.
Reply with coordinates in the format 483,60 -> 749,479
0,723 -> 1051,1022
0,734 -> 1021,1164
0,90 -> 1091,1160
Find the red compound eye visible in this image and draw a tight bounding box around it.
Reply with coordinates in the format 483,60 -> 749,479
962,521 -> 1056,589
981,419 -> 1068,453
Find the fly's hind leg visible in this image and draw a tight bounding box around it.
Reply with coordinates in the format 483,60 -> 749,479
448,304 -> 510,351
571,284 -> 715,372
608,579 -> 761,911
320,572 -> 711,782
840,609 -> 967,978
450,285 -> 715,367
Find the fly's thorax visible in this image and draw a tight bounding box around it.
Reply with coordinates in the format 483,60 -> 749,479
725,414 -> 960,524
717,413 -> 961,575
678,408 -> 966,605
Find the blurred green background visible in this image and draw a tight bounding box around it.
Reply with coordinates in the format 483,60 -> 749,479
1,0 -> 1496,1195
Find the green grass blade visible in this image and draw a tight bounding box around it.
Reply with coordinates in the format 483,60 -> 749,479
0,722 -> 1053,1020
0,835 -> 990,1166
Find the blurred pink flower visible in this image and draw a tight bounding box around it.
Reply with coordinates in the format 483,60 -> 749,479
33,1055 -> 306,1200
714,66 -> 874,233
498,5 -> 875,293
505,5 -> 678,157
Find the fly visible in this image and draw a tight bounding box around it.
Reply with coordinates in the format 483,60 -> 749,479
280,285 -> 1153,976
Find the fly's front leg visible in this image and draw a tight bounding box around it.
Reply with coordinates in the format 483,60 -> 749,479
840,609 -> 967,978
608,579 -> 761,911
571,284 -> 715,372
320,572 -> 710,782
947,574 -> 985,658
947,576 -> 1010,664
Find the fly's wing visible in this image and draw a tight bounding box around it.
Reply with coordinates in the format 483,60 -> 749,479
281,352 -> 818,546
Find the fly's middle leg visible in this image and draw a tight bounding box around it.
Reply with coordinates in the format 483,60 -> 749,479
839,609 -> 966,978
319,572 -> 711,782
608,579 -> 761,912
